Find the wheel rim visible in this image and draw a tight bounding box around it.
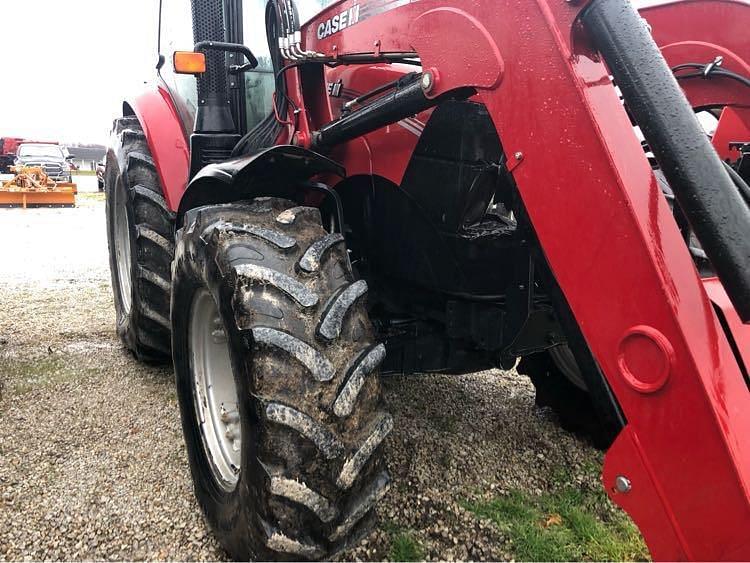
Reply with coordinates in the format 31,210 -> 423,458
549,344 -> 589,391
113,180 -> 133,315
189,289 -> 241,491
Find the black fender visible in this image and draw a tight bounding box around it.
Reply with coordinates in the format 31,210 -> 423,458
177,145 -> 345,226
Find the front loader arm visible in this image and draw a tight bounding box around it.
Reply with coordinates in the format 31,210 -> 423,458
287,0 -> 750,558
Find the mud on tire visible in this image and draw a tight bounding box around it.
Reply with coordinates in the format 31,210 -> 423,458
105,116 -> 174,362
172,198 -> 391,560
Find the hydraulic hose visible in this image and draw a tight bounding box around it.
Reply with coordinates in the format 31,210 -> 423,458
673,62 -> 750,90
583,0 -> 750,322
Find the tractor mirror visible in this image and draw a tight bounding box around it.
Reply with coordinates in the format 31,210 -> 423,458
173,51 -> 206,75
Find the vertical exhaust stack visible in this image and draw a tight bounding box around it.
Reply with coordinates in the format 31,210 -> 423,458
191,0 -> 235,133
583,0 -> 750,322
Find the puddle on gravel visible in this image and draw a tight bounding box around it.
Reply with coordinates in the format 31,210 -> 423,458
62,341 -> 120,354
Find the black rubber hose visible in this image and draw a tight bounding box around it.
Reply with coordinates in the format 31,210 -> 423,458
231,1 -> 289,156
583,0 -> 750,322
673,63 -> 750,89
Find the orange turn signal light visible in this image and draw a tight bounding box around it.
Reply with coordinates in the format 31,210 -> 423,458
173,51 -> 206,75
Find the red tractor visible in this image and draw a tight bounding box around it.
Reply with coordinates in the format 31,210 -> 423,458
105,0 -> 750,559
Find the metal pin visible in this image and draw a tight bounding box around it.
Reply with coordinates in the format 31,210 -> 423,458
615,475 -> 632,493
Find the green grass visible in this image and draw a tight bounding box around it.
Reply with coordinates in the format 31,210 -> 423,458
463,486 -> 648,561
72,170 -> 97,176
436,413 -> 458,433
2,355 -> 94,396
389,530 -> 425,562
76,192 -> 105,201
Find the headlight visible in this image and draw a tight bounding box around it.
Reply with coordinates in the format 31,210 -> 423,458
62,162 -> 70,171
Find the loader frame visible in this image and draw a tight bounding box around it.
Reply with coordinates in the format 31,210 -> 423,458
261,0 -> 750,557
126,0 -> 750,558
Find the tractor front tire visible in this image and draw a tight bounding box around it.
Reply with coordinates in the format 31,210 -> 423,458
105,116 -> 174,362
172,199 -> 391,560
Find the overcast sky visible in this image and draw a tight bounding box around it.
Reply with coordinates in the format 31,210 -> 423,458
0,1 -> 158,145
0,0 -> 661,146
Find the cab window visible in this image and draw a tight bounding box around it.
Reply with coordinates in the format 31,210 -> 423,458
241,0 -> 336,131
160,0 -> 200,132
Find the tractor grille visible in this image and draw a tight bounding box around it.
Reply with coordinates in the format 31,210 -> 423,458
191,0 -> 227,101
188,133 -> 241,178
200,148 -> 232,166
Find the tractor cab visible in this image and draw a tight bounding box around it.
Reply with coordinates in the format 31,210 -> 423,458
159,0 -> 337,178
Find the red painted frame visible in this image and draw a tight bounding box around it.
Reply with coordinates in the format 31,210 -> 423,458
293,0 -> 750,559
642,0 -> 750,111
125,80 -> 190,211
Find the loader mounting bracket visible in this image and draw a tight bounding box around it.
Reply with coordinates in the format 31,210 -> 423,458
176,145 -> 345,225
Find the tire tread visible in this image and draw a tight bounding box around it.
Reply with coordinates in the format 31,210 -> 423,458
172,199 -> 389,560
106,116 -> 173,362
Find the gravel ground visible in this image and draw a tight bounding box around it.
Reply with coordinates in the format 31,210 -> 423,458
0,195 -> 609,561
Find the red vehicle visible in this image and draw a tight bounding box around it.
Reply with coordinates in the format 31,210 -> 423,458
0,137 -> 24,173
105,0 -> 750,559
0,137 -> 37,173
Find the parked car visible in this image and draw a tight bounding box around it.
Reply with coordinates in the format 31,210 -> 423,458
96,160 -> 104,191
14,143 -> 73,183
1,137 -> 61,174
